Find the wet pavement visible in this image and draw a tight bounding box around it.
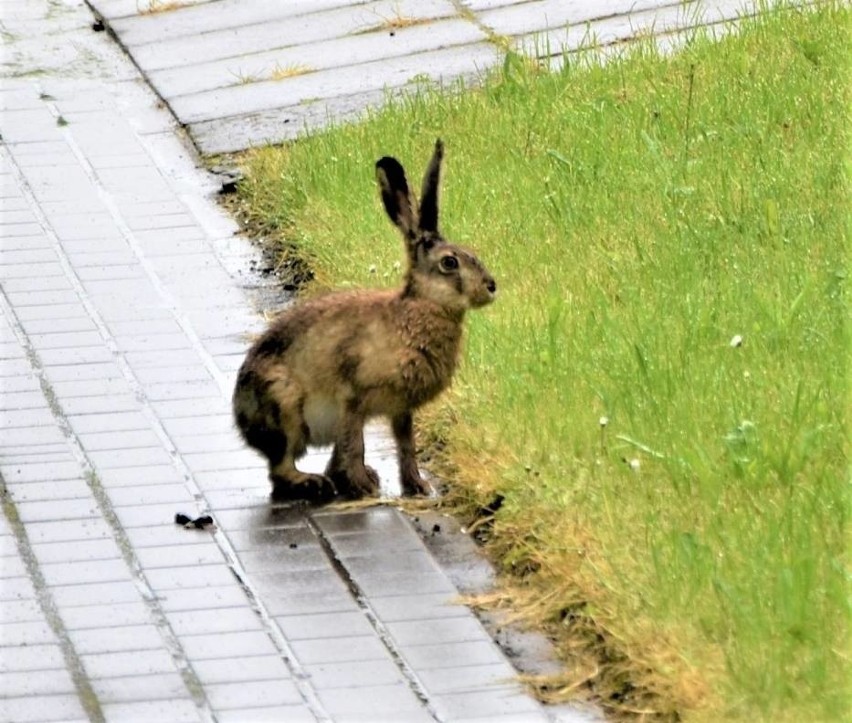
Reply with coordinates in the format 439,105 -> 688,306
0,0 -> 756,721
86,0 -> 759,154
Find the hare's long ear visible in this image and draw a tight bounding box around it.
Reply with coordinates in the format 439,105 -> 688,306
376,156 -> 417,238
418,139 -> 444,233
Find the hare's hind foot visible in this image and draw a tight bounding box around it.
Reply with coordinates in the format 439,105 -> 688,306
270,471 -> 336,503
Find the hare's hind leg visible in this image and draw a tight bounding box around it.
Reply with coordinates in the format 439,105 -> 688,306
238,414 -> 334,501
269,417 -> 336,502
260,377 -> 336,502
235,375 -> 335,502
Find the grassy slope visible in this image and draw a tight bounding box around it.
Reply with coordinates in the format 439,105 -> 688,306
237,5 -> 849,721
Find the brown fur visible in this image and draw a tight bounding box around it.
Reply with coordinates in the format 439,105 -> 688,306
233,140 -> 495,500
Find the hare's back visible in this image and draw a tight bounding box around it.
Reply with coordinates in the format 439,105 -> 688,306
255,288 -> 400,373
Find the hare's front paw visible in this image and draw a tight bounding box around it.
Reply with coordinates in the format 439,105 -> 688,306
331,465 -> 380,499
358,465 -> 381,496
270,472 -> 336,503
401,472 -> 433,497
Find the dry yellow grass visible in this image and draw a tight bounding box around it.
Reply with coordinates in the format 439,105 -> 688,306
138,0 -> 189,15
269,63 -> 313,81
358,8 -> 438,34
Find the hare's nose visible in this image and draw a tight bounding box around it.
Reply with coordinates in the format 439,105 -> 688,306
486,278 -> 497,294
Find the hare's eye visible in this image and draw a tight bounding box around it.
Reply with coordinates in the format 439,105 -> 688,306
440,256 -> 459,272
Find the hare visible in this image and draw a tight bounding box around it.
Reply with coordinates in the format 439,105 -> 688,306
233,140 -> 496,501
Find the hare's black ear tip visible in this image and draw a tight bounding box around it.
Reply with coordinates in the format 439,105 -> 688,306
376,156 -> 395,172
376,156 -> 404,183
376,156 -> 408,192
434,138 -> 444,156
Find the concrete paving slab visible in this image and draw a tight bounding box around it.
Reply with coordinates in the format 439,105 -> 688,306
291,633 -> 393,665
109,0 -> 368,44
59,601 -> 153,631
0,694 -> 88,723
98,699 -> 201,722
49,580 -> 143,609
155,584 -> 252,614
6,479 -> 94,504
135,541 -> 225,569
39,558 -> 135,587
417,662 -> 518,695
0,600 -> 45,625
178,630 -> 282,661
0,672 -> 78,701
0,641 -> 66,672
27,538 -> 121,566
274,610 -> 377,642
479,0 -> 672,34
317,683 -> 434,722
170,41 -> 498,124
68,624 -> 167,655
150,16 -> 486,98
87,459 -> 182,488
204,679 -> 304,710
431,688 -> 550,722
19,518 -> 113,546
191,654 -> 292,685
215,705 -> 317,723
368,592 -> 471,623
90,672 -> 188,704
125,0 -> 457,70
166,606 -> 266,636
386,616 -> 490,646
303,657 -> 414,690
182,87 -> 404,155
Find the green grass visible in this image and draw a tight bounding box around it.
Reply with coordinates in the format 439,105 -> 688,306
236,4 -> 849,720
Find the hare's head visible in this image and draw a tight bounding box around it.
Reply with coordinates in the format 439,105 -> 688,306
376,140 -> 496,313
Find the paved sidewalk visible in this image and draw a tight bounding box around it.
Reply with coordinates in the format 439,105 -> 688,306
87,0 -> 760,154
1,1 -> 596,722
